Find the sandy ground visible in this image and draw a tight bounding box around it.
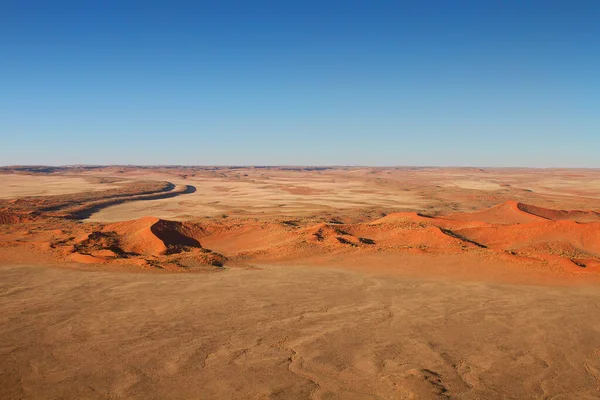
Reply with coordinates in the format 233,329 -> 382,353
2,167 -> 600,399
0,174 -> 121,199
2,264 -> 600,400
3,167 -> 600,221
85,172 -> 425,222
79,167 -> 600,222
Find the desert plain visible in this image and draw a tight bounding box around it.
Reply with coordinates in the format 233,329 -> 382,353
2,166 -> 600,399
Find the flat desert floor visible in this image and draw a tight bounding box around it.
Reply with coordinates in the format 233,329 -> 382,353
2,166 -> 600,399
82,167 -> 600,221
3,264 -> 600,399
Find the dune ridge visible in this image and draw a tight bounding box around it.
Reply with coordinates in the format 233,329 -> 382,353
516,202 -> 600,222
1,198 -> 600,278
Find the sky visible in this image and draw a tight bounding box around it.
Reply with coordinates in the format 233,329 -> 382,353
1,1 -> 599,167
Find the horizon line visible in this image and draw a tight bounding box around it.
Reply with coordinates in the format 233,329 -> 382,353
2,164 -> 600,170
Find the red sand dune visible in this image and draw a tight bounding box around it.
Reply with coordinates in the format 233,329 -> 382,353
516,202 -> 600,222
105,217 -> 202,256
105,217 -> 170,256
198,221 -> 298,256
2,198 -> 600,277
455,220 -> 600,257
348,222 -> 476,251
67,201 -> 600,272
447,200 -> 600,224
0,211 -> 35,224
445,200 -> 546,224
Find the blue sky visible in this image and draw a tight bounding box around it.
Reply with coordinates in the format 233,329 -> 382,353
1,1 -> 599,166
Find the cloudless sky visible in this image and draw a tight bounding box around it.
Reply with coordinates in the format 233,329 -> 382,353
1,1 -> 599,166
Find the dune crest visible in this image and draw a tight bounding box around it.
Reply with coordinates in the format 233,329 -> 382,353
445,201 -> 546,224
105,217 -> 203,256
2,196 -> 600,277
516,202 -> 600,222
